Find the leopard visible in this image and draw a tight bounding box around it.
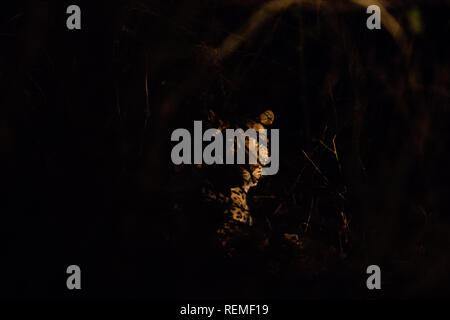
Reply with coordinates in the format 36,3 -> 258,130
198,109 -> 275,257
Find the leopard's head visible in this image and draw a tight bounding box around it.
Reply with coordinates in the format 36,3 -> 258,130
207,109 -> 275,192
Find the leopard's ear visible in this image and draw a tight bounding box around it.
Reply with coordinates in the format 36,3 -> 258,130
208,109 -> 216,121
207,109 -> 225,128
258,109 -> 274,126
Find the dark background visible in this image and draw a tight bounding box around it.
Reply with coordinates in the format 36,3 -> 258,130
1,0 -> 449,299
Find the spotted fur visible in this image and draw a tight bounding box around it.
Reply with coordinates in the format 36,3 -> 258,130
200,109 -> 275,256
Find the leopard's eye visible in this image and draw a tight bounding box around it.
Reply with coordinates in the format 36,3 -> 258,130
258,110 -> 274,126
